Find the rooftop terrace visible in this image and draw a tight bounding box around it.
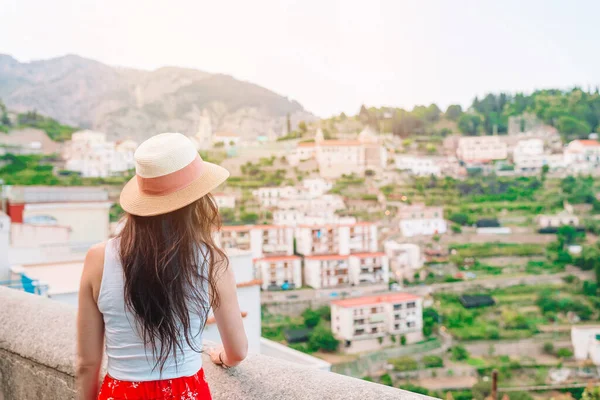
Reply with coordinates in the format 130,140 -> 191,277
0,286 -> 435,400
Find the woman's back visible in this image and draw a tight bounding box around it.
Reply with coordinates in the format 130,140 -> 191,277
98,239 -> 205,381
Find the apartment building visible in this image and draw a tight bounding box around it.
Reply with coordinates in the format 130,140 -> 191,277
4,186 -> 112,245
564,139 -> 600,172
63,130 -> 137,177
272,209 -> 356,227
384,241 -> 423,281
513,138 -> 566,172
217,225 -> 294,259
288,128 -> 386,178
456,136 -> 508,162
296,222 -> 376,256
331,293 -> 423,353
398,204 -> 447,237
252,186 -> 298,208
348,252 -> 389,285
212,193 -> 236,209
304,254 -> 351,289
303,252 -> 388,289
394,155 -> 442,176
254,255 -> 302,290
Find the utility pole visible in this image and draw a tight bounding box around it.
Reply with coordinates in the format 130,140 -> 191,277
491,369 -> 498,400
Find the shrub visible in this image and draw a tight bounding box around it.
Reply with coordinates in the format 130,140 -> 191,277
450,345 -> 469,361
422,355 -> 444,368
389,356 -> 418,371
556,347 -> 574,358
400,335 -> 407,346
543,342 -> 554,355
308,325 -> 339,352
380,373 -> 393,386
451,224 -> 462,233
302,308 -> 321,328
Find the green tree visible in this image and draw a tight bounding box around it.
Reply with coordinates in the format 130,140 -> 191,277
240,212 -> 259,224
449,213 -> 470,226
556,347 -> 574,358
308,325 -> 339,352
450,345 -> 469,361
556,115 -> 591,137
298,121 -> 307,133
380,373 -> 393,386
445,104 -> 463,121
302,308 -> 321,328
457,114 -> 483,135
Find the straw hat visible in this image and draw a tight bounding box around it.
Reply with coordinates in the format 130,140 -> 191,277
120,132 -> 230,216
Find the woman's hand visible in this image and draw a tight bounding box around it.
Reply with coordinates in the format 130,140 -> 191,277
207,346 -> 225,366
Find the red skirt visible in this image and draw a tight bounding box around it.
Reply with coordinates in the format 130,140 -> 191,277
97,368 -> 211,400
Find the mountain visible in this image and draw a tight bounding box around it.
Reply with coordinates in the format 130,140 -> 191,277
0,54 -> 314,142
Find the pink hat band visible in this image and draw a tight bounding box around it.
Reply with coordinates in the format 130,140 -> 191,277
137,155 -> 205,195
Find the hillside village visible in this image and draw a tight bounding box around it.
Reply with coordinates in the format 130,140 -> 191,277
2,88 -> 600,400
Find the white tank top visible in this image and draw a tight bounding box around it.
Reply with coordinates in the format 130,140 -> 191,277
98,238 -> 206,381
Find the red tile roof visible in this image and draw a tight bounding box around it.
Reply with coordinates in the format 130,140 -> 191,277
350,252 -> 386,258
254,255 -> 301,262
305,254 -> 349,261
332,293 -> 420,308
298,142 -> 316,148
576,139 -> 600,147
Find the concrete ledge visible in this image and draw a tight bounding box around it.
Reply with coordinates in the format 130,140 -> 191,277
0,287 -> 435,400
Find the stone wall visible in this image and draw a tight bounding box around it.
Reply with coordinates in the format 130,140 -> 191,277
0,287 -> 435,400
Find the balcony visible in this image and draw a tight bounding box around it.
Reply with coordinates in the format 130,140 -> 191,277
0,287 -> 433,400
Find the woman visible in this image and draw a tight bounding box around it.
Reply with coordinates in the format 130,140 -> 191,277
76,132 -> 248,399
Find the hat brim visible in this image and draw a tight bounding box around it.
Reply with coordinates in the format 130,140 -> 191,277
120,162 -> 230,217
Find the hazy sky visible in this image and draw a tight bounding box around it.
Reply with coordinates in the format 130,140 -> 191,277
1,0 -> 599,117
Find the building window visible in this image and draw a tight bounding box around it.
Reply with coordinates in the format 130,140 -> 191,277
407,302 -> 416,309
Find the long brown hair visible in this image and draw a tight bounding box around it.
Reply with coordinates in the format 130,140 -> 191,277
117,194 -> 227,372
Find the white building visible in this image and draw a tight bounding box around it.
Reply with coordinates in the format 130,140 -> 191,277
565,140 -> 600,172
457,136 -> 508,162
288,127 -> 387,178
277,194 -> 345,213
302,178 -> 333,198
536,210 -> 579,228
203,250 -> 262,353
252,186 -> 298,208
63,130 -> 137,177
272,209 -> 356,227
217,225 -> 295,260
571,326 -> 600,366
398,204 -> 447,237
296,222 -> 377,257
254,255 -> 302,290
303,253 -> 389,289
5,186 -> 112,245
384,241 -> 423,281
394,155 -> 442,176
331,292 -> 423,353
513,138 -> 566,172
212,193 -> 236,209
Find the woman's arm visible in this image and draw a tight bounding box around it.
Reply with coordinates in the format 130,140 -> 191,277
211,264 -> 248,367
76,243 -> 105,400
